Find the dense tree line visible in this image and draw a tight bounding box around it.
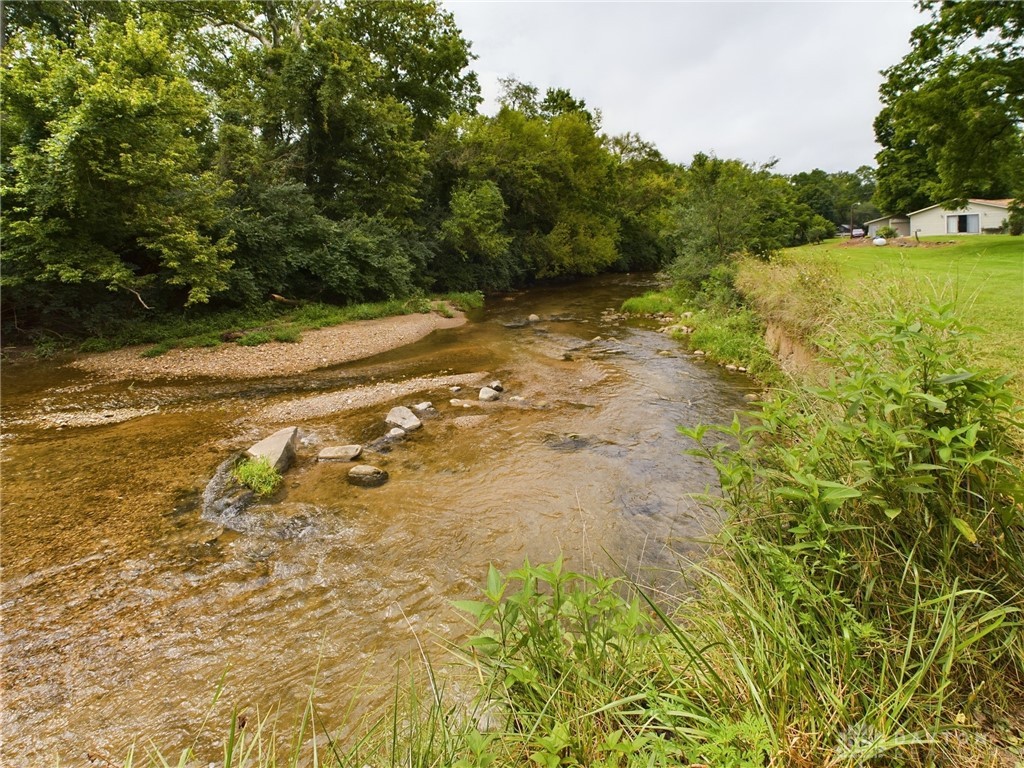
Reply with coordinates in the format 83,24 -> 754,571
2,1 -> 869,339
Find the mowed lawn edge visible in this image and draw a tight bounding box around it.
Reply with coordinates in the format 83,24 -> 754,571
739,235 -> 1024,395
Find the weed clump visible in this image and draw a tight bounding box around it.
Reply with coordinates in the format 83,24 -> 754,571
233,457 -> 281,497
237,331 -> 273,347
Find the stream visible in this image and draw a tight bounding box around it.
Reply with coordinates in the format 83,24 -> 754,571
0,275 -> 756,766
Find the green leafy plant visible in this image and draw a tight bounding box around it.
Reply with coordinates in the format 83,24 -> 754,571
233,457 -> 282,497
237,331 -> 273,347
272,326 -> 302,343
140,340 -> 175,357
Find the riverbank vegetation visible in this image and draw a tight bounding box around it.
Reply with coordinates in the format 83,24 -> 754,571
7,1 -> 1021,765
3,2 -> 886,355
737,235 -> 1024,396
135,298 -> 1023,767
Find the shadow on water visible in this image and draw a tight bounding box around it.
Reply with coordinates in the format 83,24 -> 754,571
0,274 -> 756,766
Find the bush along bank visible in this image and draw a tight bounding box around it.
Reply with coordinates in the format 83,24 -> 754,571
621,265 -> 778,382
138,302 -> 1023,767
419,304 -> 1022,767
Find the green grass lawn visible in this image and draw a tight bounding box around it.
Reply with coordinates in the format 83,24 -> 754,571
755,235 -> 1024,387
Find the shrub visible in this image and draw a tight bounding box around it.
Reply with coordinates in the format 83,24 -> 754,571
232,457 -> 281,497
141,341 -> 175,357
271,326 -> 301,343
877,225 -> 900,239
683,301 -> 1024,762
178,333 -> 222,349
237,331 -> 272,347
442,291 -> 485,311
620,291 -> 676,314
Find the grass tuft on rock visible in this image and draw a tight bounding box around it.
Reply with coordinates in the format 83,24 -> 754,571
233,457 -> 282,497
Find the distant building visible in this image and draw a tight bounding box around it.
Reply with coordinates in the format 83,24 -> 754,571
869,199 -> 1010,238
865,215 -> 910,237
907,199 -> 1011,236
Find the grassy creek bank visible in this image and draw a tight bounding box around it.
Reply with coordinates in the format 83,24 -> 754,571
120,239 -> 1023,767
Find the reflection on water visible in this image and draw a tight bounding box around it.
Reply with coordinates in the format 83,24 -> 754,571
0,275 -> 755,766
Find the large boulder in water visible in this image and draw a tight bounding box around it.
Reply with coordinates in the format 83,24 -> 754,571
385,406 -> 422,431
348,464 -> 389,487
246,427 -> 299,473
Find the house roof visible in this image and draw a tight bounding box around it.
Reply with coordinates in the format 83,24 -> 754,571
907,198 -> 1012,217
864,215 -> 909,225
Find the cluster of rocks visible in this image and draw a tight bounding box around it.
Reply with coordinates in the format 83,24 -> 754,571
239,381 -> 510,493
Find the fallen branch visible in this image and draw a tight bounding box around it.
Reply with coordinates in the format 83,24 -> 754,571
125,287 -> 153,310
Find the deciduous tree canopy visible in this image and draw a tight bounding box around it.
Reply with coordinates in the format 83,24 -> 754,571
874,0 -> 1024,213
1,0 -> 898,341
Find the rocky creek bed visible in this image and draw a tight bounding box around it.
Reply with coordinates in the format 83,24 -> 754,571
0,274 -> 759,768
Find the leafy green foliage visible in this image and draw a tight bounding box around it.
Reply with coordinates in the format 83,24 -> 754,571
237,331 -> 272,347
685,304 -> 1024,758
233,457 -> 282,497
1,14 -> 234,311
874,0 -> 1024,211
790,166 -> 879,228
668,153 -> 832,295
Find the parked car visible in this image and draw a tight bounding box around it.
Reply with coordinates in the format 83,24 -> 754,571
851,228 -> 865,238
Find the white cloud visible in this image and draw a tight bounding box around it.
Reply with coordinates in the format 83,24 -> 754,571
445,1 -> 924,173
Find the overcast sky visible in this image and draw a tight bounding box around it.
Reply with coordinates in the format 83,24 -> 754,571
444,1 -> 926,174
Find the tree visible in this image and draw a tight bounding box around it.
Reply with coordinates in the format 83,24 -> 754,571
1,15 -> 234,313
791,167 -> 878,228
875,0 -> 1024,211
670,154 -> 830,293
607,133 -> 680,270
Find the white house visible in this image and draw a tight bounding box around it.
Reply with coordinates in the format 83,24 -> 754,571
865,215 -> 911,237
908,199 -> 1011,236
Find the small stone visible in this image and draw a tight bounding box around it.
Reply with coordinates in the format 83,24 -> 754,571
412,401 -> 433,412
450,386 -> 462,393
693,350 -> 705,356
347,465 -> 389,487
479,387 -> 501,402
737,366 -> 748,373
743,393 -> 760,402
488,380 -> 504,392
450,398 -> 472,408
385,405 -> 421,431
657,350 -> 673,357
725,364 -> 739,372
509,395 -> 525,403
386,427 -> 406,439
591,336 -> 603,342
528,314 -> 541,323
317,445 -> 362,462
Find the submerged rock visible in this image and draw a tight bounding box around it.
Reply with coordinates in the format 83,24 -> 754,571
317,445 -> 362,462
479,387 -> 501,402
348,464 -> 389,487
385,406 -> 421,431
246,427 -> 299,472
528,314 -> 541,323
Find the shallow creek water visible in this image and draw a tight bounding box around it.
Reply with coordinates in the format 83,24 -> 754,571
1,275 -> 755,766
